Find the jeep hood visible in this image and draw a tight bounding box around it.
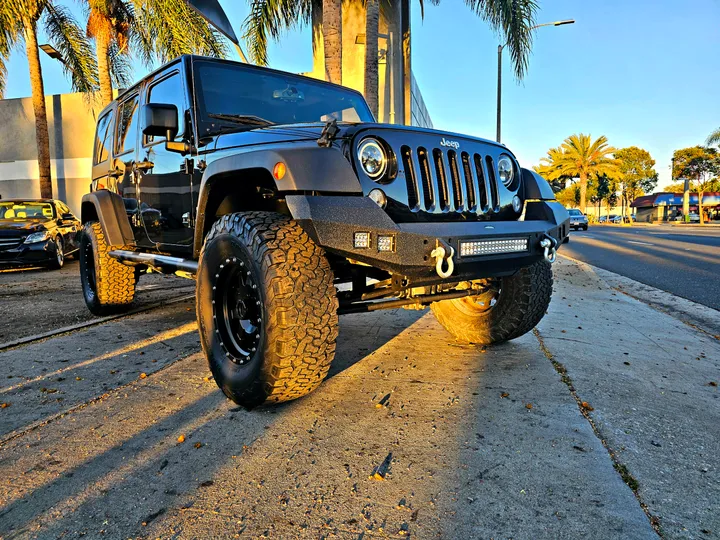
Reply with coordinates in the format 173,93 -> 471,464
211,122 -> 509,154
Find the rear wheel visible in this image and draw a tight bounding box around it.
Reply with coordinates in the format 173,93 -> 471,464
80,222 -> 136,315
431,260 -> 553,345
197,211 -> 338,408
48,236 -> 64,270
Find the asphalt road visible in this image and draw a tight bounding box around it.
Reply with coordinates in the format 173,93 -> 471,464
562,224 -> 720,309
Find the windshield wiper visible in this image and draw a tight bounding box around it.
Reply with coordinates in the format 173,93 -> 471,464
208,113 -> 275,127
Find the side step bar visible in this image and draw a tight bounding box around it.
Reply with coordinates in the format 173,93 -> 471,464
108,250 -> 198,275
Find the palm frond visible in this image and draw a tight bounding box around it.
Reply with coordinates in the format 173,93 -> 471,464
43,2 -> 98,94
0,1 -> 24,98
707,128 -> 720,146
242,0 -> 312,66
131,0 -> 229,65
107,39 -> 132,89
465,0 -> 538,79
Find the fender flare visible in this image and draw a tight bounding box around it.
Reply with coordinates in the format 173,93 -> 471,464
521,168 -> 557,201
81,191 -> 135,247
193,144 -> 362,257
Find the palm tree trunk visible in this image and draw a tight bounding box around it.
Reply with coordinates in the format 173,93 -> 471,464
322,0 -> 342,84
24,20 -> 52,199
579,172 -> 587,213
364,0 -> 379,118
96,30 -> 113,106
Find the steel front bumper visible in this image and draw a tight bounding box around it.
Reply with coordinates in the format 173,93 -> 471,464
287,195 -> 570,280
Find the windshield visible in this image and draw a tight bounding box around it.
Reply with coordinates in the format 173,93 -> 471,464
568,209 -> 583,216
0,201 -> 54,220
193,61 -> 374,132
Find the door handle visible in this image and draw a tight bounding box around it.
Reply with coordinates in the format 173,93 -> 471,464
108,167 -> 123,178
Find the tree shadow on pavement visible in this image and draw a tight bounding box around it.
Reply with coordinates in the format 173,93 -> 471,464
0,310 -> 427,538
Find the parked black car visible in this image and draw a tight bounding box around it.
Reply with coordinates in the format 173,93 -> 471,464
0,199 -> 80,269
80,55 -> 569,407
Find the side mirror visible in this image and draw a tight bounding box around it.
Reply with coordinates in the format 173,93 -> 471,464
140,103 -> 178,141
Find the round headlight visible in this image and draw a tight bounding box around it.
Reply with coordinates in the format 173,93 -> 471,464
358,139 -> 387,180
498,155 -> 514,188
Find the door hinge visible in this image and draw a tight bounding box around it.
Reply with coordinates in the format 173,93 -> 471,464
184,158 -> 195,175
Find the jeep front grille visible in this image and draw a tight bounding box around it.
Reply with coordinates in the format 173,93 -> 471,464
401,145 -> 500,214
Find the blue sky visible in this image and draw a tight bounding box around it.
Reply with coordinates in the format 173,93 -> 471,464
4,0 -> 719,187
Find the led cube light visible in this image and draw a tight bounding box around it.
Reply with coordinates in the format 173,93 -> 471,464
353,232 -> 371,249
377,234 -> 395,252
460,238 -> 528,257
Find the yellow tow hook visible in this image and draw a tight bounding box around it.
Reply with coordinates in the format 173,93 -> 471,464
430,240 -> 455,279
540,235 -> 558,263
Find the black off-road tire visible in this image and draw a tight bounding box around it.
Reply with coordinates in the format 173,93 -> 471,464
47,236 -> 64,270
197,211 -> 339,408
431,260 -> 553,345
79,222 -> 136,315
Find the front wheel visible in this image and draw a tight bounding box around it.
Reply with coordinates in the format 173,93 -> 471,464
79,222 -> 136,315
47,236 -> 64,270
196,212 -> 339,408
431,260 -> 553,345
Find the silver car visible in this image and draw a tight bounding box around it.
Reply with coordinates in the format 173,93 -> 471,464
568,209 -> 589,230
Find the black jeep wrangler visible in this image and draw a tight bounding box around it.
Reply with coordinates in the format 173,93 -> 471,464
80,55 -> 569,407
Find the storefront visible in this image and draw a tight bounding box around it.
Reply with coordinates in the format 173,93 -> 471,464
631,192 -> 720,222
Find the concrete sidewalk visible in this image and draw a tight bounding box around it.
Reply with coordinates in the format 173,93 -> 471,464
0,259 -> 717,539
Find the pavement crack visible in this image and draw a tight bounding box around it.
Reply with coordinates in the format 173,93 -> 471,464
533,328 -> 664,538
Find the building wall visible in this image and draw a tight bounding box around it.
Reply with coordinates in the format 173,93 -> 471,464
310,0 -> 431,128
0,93 -> 102,216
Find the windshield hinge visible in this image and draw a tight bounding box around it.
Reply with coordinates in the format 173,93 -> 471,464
317,118 -> 339,148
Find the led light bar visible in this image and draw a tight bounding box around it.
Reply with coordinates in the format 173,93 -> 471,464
460,238 -> 528,257
377,234 -> 395,252
353,232 -> 371,249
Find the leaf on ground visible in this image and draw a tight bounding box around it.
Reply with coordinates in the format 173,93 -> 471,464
177,434 -> 186,443
194,442 -> 202,449
0,402 -> 9,409
709,381 -> 718,387
525,403 -> 533,410
370,452 -> 393,480
376,393 -> 391,408
500,392 -> 509,398
139,373 -> 147,379
581,401 -> 595,411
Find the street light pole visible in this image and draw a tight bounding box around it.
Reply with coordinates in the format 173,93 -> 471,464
496,19 -> 574,144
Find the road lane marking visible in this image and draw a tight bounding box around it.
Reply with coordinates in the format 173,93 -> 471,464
627,240 -> 655,246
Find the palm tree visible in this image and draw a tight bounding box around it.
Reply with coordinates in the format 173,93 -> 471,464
322,0 -> 342,84
707,127 -> 720,147
85,0 -> 229,108
364,0 -> 379,117
243,0 -> 538,105
535,134 -> 621,213
0,1 -> 97,199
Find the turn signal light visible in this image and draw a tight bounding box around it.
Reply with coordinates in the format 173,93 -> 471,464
273,162 -> 286,180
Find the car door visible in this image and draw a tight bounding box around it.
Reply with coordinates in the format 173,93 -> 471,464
113,93 -> 148,246
136,64 -> 194,251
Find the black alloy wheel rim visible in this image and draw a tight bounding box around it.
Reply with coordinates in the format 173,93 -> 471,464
213,257 -> 262,365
